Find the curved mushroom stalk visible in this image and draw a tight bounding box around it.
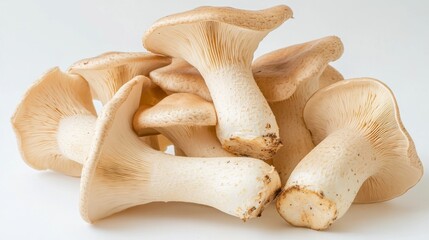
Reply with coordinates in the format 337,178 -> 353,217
253,36 -> 344,183
276,78 -> 423,230
11,68 -> 96,176
134,93 -> 234,157
81,78 -> 281,222
68,52 -> 171,104
143,5 -> 293,160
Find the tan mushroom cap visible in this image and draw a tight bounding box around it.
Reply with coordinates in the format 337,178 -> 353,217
150,58 -> 211,101
253,36 -> 344,102
304,78 -> 423,203
319,65 -> 344,89
134,93 -> 216,132
11,67 -> 96,177
144,5 -> 292,41
68,51 -> 171,104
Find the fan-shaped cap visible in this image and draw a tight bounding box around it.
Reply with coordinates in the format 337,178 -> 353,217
134,93 -> 216,135
253,36 -> 344,102
143,5 -> 292,66
144,5 -> 292,48
11,67 -> 96,176
80,76 -> 146,222
304,78 -> 423,202
149,5 -> 291,31
68,52 -> 171,104
150,59 -> 211,101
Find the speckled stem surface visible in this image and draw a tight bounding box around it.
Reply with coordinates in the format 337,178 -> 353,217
277,128 -> 379,229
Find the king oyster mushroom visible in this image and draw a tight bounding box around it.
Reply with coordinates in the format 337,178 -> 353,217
143,5 -> 293,160
133,93 -> 234,157
11,68 -> 96,176
276,78 -> 423,230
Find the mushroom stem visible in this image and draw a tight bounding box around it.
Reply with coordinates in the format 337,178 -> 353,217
84,134 -> 280,221
202,64 -> 281,160
148,150 -> 278,219
271,80 -> 319,184
156,126 -> 234,157
57,114 -> 97,164
277,127 -> 379,230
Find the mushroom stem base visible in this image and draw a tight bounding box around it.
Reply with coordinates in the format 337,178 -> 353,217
223,134 -> 282,161
276,186 -> 337,230
276,128 -> 378,229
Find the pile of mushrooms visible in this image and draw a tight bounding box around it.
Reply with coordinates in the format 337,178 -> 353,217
11,5 -> 423,230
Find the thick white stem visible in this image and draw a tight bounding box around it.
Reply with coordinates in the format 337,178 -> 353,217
277,128 -> 380,230
202,65 -> 281,160
158,126 -> 234,157
146,150 -> 280,220
57,115 -> 97,164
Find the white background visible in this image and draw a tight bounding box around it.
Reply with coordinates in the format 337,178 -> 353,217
1,0 -> 429,239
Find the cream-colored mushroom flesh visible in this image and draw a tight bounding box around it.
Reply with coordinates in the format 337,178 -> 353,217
80,78 -> 281,222
150,58 -> 211,101
68,52 -> 171,104
277,78 -> 423,230
11,67 -> 96,177
134,93 -> 234,157
253,36 -> 344,184
143,5 -> 293,159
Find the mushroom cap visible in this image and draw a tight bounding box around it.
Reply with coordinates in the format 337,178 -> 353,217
80,76 -> 146,222
11,67 -> 96,177
253,36 -> 344,102
69,51 -> 170,71
68,51 -> 171,103
303,78 -> 423,203
143,5 -> 292,67
150,58 -> 211,101
144,5 -> 292,43
319,65 -> 344,88
133,93 -> 216,135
